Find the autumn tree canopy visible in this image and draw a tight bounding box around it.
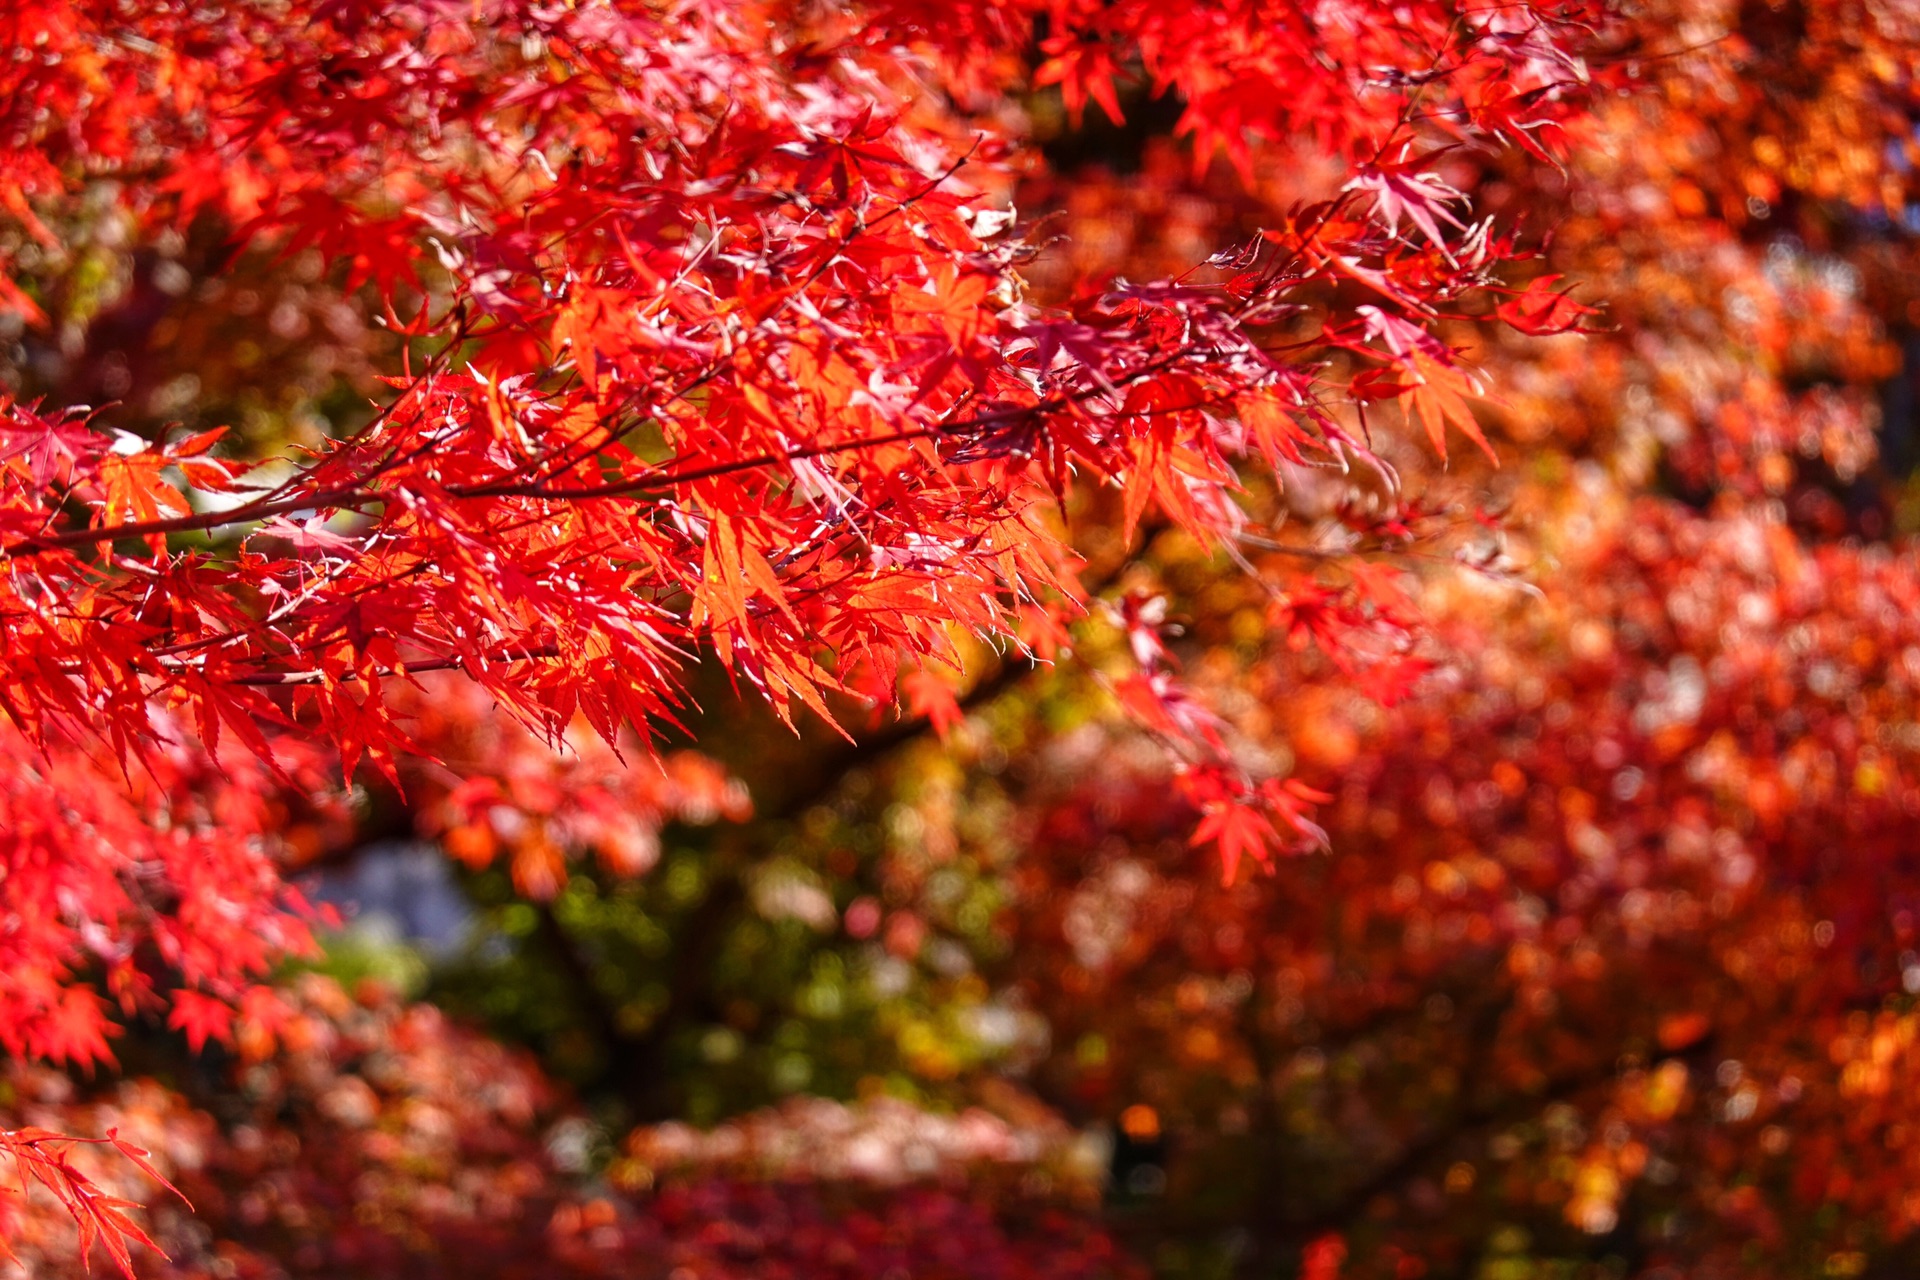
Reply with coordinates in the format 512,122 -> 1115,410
0,0 -> 1599,1095
18,1 -> 1920,1278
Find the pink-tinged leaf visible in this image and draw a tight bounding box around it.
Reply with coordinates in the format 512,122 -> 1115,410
1344,160 -> 1468,249
255,513 -> 360,553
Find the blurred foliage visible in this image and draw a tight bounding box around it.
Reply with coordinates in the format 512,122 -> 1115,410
0,976 -> 1130,1280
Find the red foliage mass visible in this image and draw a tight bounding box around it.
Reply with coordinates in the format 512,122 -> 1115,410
2,978 -> 1137,1280
0,0 -> 1606,1094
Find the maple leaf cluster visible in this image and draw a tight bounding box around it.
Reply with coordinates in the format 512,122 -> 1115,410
0,0 -> 1626,1264
0,0 -> 1606,1086
0,722 -> 337,1070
